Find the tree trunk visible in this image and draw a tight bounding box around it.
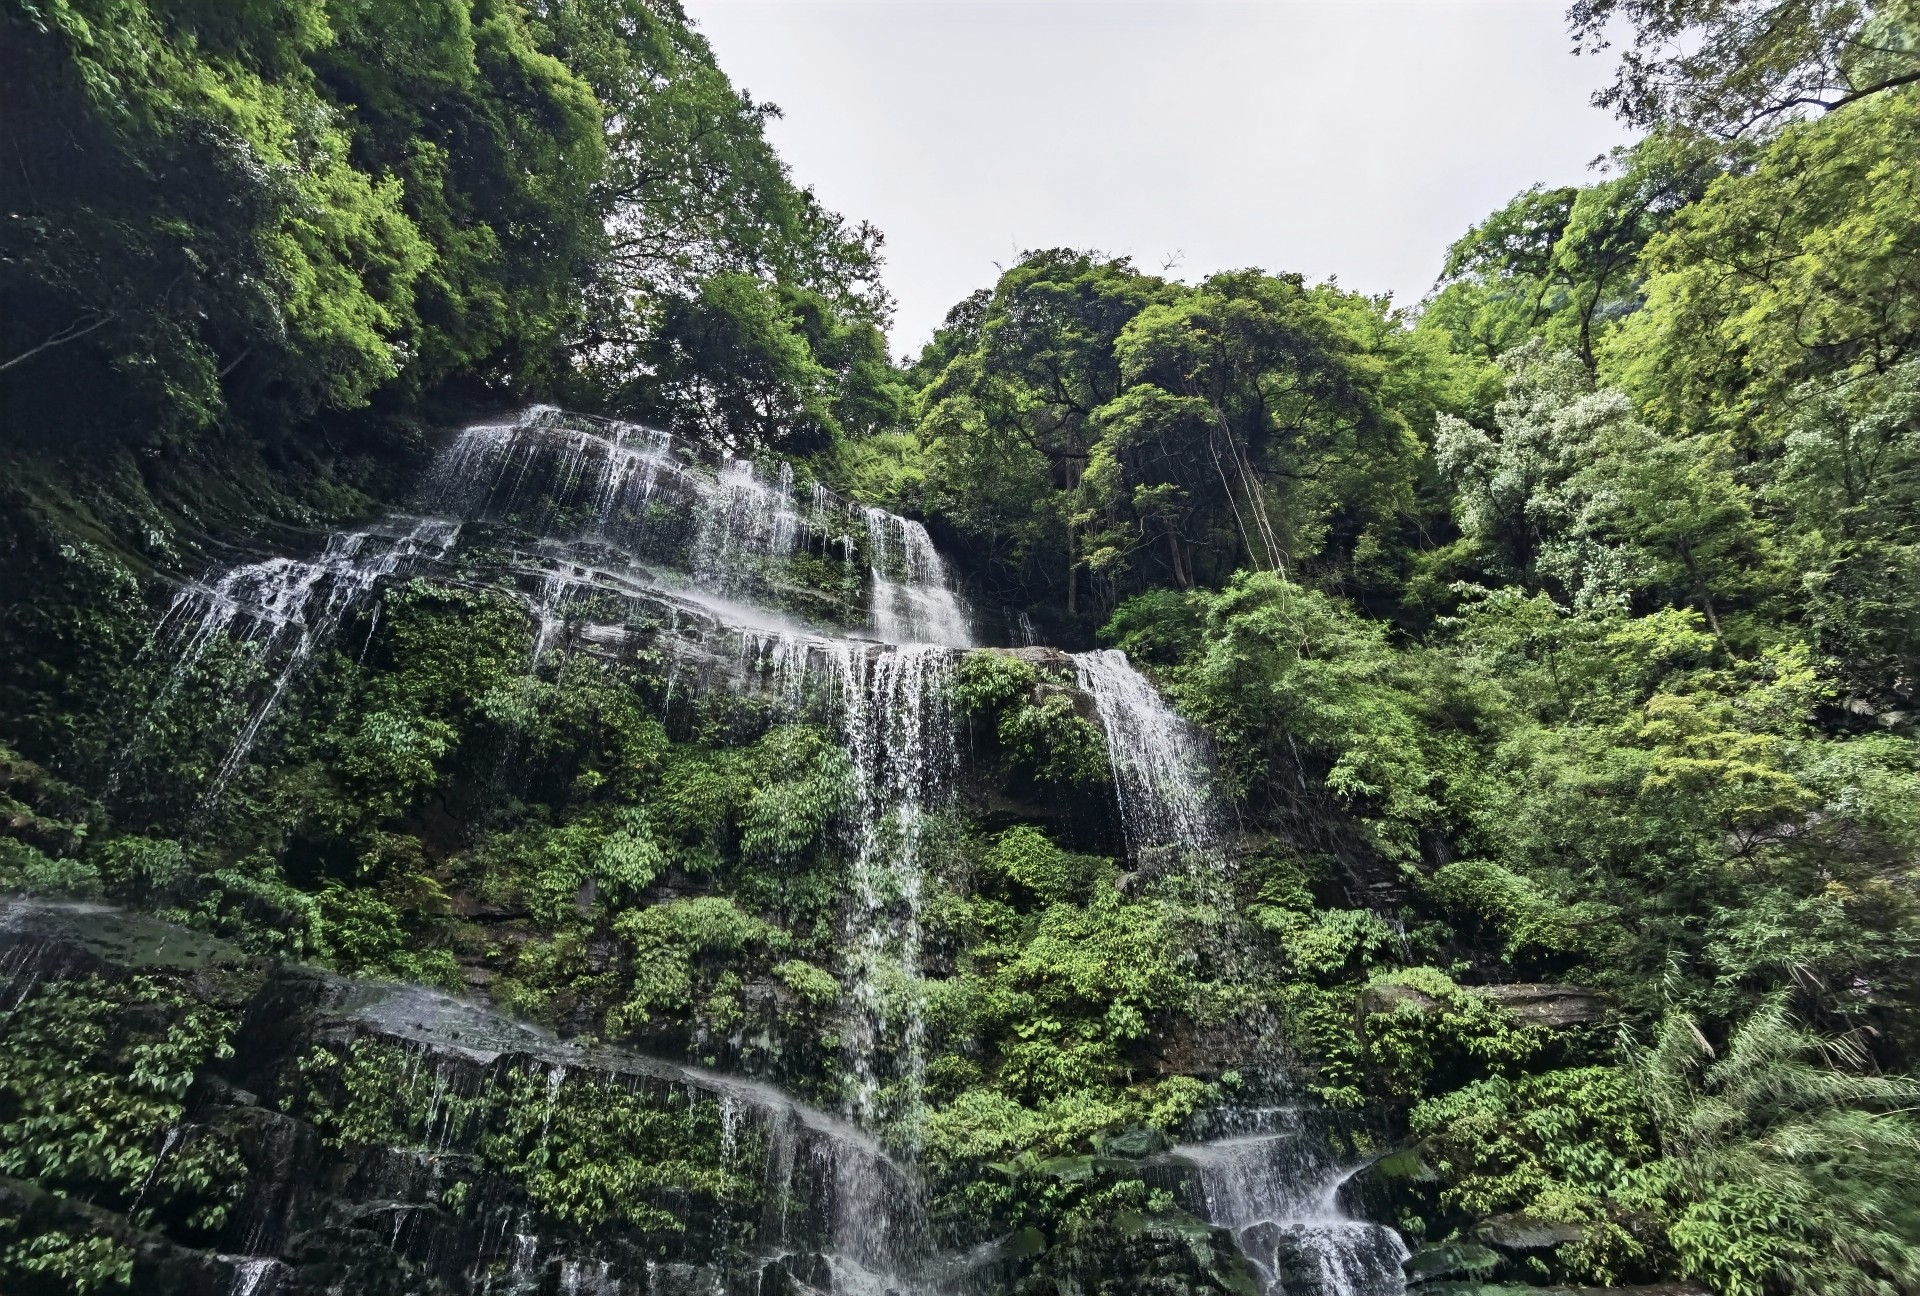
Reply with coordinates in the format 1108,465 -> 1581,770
1066,525 -> 1078,616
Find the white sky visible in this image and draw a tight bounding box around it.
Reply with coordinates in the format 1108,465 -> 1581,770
682,0 -> 1634,355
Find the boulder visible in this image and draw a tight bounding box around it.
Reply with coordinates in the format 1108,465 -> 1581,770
1404,1241 -> 1501,1283
1357,982 -> 1606,1029
1358,982 -> 1447,1018
1136,1017 -> 1259,1078
1033,679 -> 1100,714
1475,1212 -> 1586,1252
1003,645 -> 1079,679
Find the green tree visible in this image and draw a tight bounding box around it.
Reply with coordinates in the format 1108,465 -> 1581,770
1571,0 -> 1920,136
1423,133 -> 1721,370
1608,87 -> 1920,437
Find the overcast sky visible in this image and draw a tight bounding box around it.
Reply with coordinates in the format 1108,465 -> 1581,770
682,1 -> 1634,355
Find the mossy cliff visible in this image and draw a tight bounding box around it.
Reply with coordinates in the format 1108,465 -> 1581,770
7,2 -> 1920,1289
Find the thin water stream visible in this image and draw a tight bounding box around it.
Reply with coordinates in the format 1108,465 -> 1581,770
1072,647 -> 1221,858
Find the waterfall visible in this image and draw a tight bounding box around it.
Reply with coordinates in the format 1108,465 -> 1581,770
152,407 -> 979,1150
1172,1106 -> 1408,1296
154,407 -> 974,792
824,641 -> 960,1129
1071,648 -> 1221,858
218,1256 -> 280,1296
692,458 -> 809,593
415,406 -> 685,547
127,404 -> 1414,1294
319,976 -> 933,1289
863,508 -> 973,647
1069,652 -> 1413,1295
157,517 -> 460,798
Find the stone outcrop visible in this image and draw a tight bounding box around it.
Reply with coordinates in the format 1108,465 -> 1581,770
1356,981 -> 1606,1029
1479,983 -> 1608,1028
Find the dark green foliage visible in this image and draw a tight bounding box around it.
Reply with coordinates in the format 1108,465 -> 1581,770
0,0 -> 894,459
0,975 -> 247,1249
1570,0 -> 1920,136
294,1037 -> 755,1233
908,252 -> 1472,631
953,652 -> 1110,793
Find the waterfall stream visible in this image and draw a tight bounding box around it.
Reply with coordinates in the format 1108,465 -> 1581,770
1071,648 -> 1221,858
1071,650 -> 1412,1295
140,406 -> 1409,1295
1172,1106 -> 1409,1296
343,979 -> 933,1289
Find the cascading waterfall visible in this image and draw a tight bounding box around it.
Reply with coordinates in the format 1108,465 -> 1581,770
1070,652 -> 1412,1296
1171,1106 -> 1408,1296
826,641 -> 960,1131
145,406 -> 977,1289
1071,647 -> 1221,857
692,457 -> 807,592
415,406 -> 686,549
335,980 -> 931,1289
157,517 -> 460,798
863,507 -> 972,647
153,407 -> 977,794
141,405 -> 1411,1295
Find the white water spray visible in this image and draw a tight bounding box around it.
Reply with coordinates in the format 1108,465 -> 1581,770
825,641 -> 960,1129
1072,648 -> 1221,857
1173,1107 -> 1408,1296
863,508 -> 972,647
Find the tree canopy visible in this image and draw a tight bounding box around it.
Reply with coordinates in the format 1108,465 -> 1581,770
0,0 -> 895,449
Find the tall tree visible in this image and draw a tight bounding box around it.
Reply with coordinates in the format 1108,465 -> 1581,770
1571,0 -> 1920,136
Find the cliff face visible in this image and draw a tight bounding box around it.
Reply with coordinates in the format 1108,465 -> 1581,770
0,900 -> 1282,1296
0,410 -> 1406,1296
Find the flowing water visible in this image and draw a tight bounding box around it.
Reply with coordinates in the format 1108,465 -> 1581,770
152,405 -> 970,1142
142,406 -> 1407,1294
155,408 -> 974,798
1171,1106 -> 1408,1296
337,980 -> 932,1287
863,507 -> 972,647
1072,648 -> 1222,858
826,641 -> 960,1129
1067,652 -> 1412,1295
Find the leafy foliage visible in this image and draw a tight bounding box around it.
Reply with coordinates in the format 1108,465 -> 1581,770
0,975 -> 246,1242
6,4 -> 1920,1293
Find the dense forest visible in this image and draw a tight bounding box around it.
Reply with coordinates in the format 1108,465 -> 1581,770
2,2 -> 1918,1295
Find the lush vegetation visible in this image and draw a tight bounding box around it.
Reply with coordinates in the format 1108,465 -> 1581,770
3,2 -> 1920,1294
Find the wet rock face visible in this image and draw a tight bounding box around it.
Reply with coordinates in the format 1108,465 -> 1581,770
1002,646 -> 1078,680
1166,1104 -> 1409,1296
0,901 -> 936,1296
1356,983 -> 1446,1019
1016,1212 -> 1262,1296
0,900 -> 1421,1296
1356,982 -> 1605,1030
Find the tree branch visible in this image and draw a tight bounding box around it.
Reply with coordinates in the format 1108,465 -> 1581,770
0,312 -> 114,374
